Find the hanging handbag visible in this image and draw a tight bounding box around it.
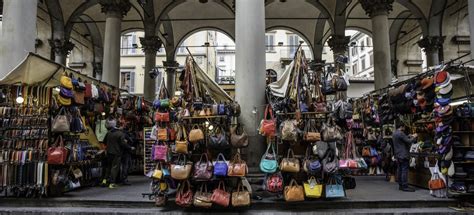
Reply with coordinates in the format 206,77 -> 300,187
266,172 -> 284,193
214,153 -> 228,177
232,182 -> 251,207
209,127 -> 230,149
304,176 -> 323,198
189,125 -> 204,143
211,181 -> 230,207
322,122 -> 343,141
228,153 -> 248,177
322,149 -> 338,173
170,154 -> 192,180
325,176 -> 345,198
303,147 -> 321,175
60,74 -> 73,89
47,136 -> 68,165
155,112 -> 170,122
157,127 -> 168,141
280,119 -> 298,142
193,153 -> 213,181
193,184 -> 212,208
284,179 -> 305,202
259,105 -> 276,137
73,90 -> 85,105
152,163 -> 164,180
260,143 -> 278,173
175,126 -> 188,154
230,124 -> 249,148
176,180 -> 193,207
303,120 -> 321,142
51,108 -> 70,133
429,172 -> 446,190
280,149 -> 300,173
362,147 -> 371,157
155,193 -> 167,207
153,142 -> 168,161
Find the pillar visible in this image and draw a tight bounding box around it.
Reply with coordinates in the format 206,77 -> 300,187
327,34 -> 350,70
235,0 -> 266,172
417,36 -> 445,67
48,39 -> 74,65
0,0 -> 37,77
163,60 -> 179,96
140,36 -> 162,101
360,0 -> 394,89
99,0 -> 131,87
469,1 -> 474,59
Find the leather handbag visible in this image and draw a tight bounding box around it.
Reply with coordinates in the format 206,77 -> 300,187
155,112 -> 170,122
52,108 -> 70,133
230,124 -> 248,148
211,181 -> 230,207
304,176 -> 323,198
47,136 -> 68,165
281,119 -> 298,142
193,184 -> 212,208
152,163 -> 164,180
170,155 -> 192,180
175,126 -> 188,154
209,127 -> 230,149
284,179 -> 305,202
303,148 -> 321,175
322,149 -> 338,173
429,172 -> 446,190
232,182 -> 251,207
214,153 -> 228,177
280,149 -> 300,173
260,143 -> 278,173
193,153 -> 213,181
176,180 -> 193,207
266,172 -> 284,193
228,153 -> 248,177
189,125 -> 204,143
325,176 -> 345,198
322,122 -> 343,141
153,142 -> 168,161
259,105 -> 276,137
157,127 -> 168,141
304,120 -> 321,142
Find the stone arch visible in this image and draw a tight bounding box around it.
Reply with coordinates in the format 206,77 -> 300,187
174,26 -> 235,57
346,26 -> 372,38
265,25 -> 315,59
64,0 -> 98,40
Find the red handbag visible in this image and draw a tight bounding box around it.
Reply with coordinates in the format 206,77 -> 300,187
47,136 -> 68,165
211,181 -> 230,207
266,172 -> 283,193
84,83 -> 92,98
176,180 -> 193,207
155,112 -> 170,122
260,105 -> 276,137
168,127 -> 176,141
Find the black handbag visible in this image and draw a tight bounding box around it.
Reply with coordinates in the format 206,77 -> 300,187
208,127 -> 230,149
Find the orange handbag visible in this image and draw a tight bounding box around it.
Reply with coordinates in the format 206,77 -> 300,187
157,127 -> 168,141
228,153 -> 248,177
155,112 -> 170,122
362,147 -> 371,157
429,173 -> 446,190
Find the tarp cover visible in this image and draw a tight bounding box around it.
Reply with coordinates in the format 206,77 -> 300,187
191,58 -> 233,102
267,61 -> 294,98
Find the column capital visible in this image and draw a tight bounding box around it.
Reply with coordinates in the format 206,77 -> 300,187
327,34 -> 350,54
99,0 -> 131,18
48,39 -> 75,56
163,60 -> 179,72
417,36 -> 445,53
140,36 -> 163,55
309,59 -> 325,71
359,0 -> 394,17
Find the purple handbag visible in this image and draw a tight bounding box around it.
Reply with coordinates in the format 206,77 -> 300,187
153,142 -> 168,161
214,153 -> 228,177
60,87 -> 74,98
193,153 -> 213,180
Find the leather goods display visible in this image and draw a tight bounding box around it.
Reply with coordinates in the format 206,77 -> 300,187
228,153 -> 247,177
232,182 -> 251,207
51,108 -> 70,133
325,176 -> 345,198
209,127 -> 230,149
429,172 -> 446,190
170,155 -> 192,180
304,120 -> 321,142
176,180 -> 193,207
322,122 -> 343,141
230,124 -> 249,148
280,149 -> 300,173
153,142 -> 168,161
281,119 -> 298,142
47,136 -> 68,165
259,105 -> 276,137
211,181 -> 230,207
304,176 -> 323,198
260,143 -> 278,173
175,126 -> 188,154
193,184 -> 212,208
193,153 -> 213,181
214,153 -> 228,177
155,112 -> 170,122
284,179 -> 305,202
266,172 -> 284,193
189,125 -> 204,143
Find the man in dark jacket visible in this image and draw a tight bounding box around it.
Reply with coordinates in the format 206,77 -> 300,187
392,121 -> 417,192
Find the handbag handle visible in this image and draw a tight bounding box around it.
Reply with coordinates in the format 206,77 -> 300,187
216,153 -> 226,163
265,142 -> 277,159
200,183 -> 208,193
236,181 -> 248,192
289,178 -> 298,187
179,180 -> 191,193
177,154 -> 187,165
264,104 -> 274,120
308,176 -> 317,184
198,153 -> 209,165
217,180 -> 226,192
286,149 -> 295,159
54,135 -> 64,147
232,152 -> 242,163
155,162 -> 162,170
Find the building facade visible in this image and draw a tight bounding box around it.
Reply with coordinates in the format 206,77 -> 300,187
347,31 -> 374,78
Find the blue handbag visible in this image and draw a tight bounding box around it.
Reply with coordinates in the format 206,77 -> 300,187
218,104 -> 226,115
260,143 -> 278,173
325,176 -> 345,198
214,153 -> 228,177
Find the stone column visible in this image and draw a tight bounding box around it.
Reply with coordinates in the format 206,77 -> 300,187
163,60 -> 179,96
417,36 -> 445,67
99,0 -> 131,87
235,0 -> 266,172
327,34 -> 350,72
469,1 -> 474,59
140,36 -> 162,101
0,0 -> 37,77
48,39 -> 75,65
360,0 -> 394,89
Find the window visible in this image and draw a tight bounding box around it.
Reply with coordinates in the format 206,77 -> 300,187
369,52 -> 373,67
219,56 -> 225,62
360,40 -> 365,51
265,34 -> 275,51
361,55 -> 366,70
288,34 -> 299,57
178,46 -> 186,54
366,37 -> 372,47
120,71 -> 135,93
352,62 -> 358,74
351,47 -> 358,57
121,33 -> 138,55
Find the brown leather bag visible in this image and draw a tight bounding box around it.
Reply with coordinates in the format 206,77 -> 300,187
73,90 -> 85,105
170,155 -> 192,180
189,125 -> 204,143
284,179 -> 305,202
230,125 -> 248,148
175,126 -> 188,154
280,149 -> 300,173
303,119 -> 321,142
176,180 -> 193,207
228,153 -> 248,177
193,184 -> 212,208
231,182 -> 251,207
211,181 -> 230,207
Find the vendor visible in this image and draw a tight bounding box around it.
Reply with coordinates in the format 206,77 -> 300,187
392,120 -> 417,192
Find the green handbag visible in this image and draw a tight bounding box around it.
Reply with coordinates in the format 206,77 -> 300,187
160,99 -> 170,108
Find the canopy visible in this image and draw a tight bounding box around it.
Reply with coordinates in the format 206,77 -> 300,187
267,61 -> 294,98
192,59 -> 233,102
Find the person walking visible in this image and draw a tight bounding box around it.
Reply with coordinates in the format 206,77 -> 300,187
120,124 -> 134,185
392,121 -> 417,192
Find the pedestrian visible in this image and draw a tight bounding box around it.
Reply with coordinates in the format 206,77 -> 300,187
120,123 -> 134,185
392,120 -> 417,192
